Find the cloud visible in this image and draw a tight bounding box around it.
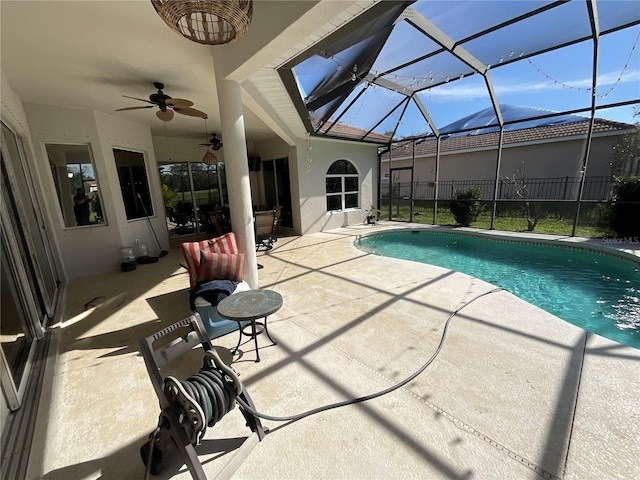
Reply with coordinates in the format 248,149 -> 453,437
418,68 -> 640,101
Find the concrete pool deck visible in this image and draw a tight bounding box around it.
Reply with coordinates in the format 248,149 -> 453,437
28,223 -> 639,479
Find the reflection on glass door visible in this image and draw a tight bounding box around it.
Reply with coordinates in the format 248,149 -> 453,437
160,162 -> 195,235
0,121 -> 58,415
263,158 -> 293,229
1,239 -> 36,405
2,123 -> 59,321
159,161 -> 229,237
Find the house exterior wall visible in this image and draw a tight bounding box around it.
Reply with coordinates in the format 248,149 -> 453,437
583,134 -> 620,176
295,137 -> 378,234
382,134 -> 618,199
153,136 -> 220,164
94,111 -> 167,254
24,104 -> 167,279
253,137 -> 300,232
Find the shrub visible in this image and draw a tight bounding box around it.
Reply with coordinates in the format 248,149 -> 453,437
450,187 -> 483,226
609,176 -> 640,237
162,184 -> 177,206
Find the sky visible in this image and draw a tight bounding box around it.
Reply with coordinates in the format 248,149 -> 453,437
292,0 -> 640,139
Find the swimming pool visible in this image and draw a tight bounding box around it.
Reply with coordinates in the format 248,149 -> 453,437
355,230 -> 640,349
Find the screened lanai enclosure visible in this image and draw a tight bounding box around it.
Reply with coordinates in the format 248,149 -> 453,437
280,0 -> 640,236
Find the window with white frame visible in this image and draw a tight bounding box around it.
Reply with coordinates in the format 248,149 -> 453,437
326,159 -> 359,211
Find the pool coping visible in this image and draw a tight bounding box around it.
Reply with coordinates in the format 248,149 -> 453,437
355,224 -> 640,265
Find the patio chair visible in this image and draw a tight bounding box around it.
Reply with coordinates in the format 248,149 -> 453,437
197,204 -> 225,235
179,233 -> 252,340
254,209 -> 277,251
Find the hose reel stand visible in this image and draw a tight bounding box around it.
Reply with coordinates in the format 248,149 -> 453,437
139,315 -> 265,479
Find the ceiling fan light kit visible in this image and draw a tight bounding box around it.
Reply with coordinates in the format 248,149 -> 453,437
115,82 -> 208,122
151,0 -> 253,45
202,149 -> 219,165
156,109 -> 174,121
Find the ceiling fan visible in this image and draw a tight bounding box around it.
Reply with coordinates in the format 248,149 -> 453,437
115,82 -> 208,122
199,133 -> 223,150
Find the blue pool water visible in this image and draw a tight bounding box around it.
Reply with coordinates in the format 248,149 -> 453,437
355,231 -> 640,349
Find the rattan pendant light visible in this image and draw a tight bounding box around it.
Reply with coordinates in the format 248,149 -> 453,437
151,0 -> 253,45
202,148 -> 218,165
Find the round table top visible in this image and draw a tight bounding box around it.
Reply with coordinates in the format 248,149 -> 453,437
216,289 -> 283,321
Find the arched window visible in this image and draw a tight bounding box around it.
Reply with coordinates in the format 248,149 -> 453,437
326,159 -> 359,211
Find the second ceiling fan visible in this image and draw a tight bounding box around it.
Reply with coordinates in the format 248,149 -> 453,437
115,82 -> 208,122
199,133 -> 223,150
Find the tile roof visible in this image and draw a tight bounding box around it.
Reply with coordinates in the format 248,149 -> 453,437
382,118 -> 634,160
319,121 -> 391,142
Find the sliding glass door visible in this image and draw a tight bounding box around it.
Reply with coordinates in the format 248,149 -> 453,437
1,121 -> 61,415
2,123 -> 59,316
159,161 -> 229,237
262,158 -> 292,229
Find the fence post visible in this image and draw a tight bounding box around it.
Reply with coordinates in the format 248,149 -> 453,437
560,176 -> 569,220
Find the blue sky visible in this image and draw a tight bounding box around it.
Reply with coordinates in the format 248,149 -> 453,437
293,1 -> 640,138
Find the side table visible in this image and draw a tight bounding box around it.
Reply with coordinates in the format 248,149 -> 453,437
216,289 -> 282,362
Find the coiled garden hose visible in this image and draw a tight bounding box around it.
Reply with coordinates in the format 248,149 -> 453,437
163,350 -> 243,445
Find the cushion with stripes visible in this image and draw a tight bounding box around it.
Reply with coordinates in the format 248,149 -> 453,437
179,232 -> 239,288
211,232 -> 238,254
197,251 -> 245,283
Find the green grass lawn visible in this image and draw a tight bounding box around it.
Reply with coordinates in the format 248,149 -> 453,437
382,204 -> 616,238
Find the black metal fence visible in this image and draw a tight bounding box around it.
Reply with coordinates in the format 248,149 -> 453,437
381,175 -> 614,202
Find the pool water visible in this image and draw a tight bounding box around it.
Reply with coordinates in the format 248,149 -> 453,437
356,231 -> 640,349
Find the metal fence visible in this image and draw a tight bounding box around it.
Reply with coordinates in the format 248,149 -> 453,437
381,176 -> 614,202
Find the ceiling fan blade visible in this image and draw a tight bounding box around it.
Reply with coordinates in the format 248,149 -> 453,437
174,107 -> 208,119
156,109 -> 174,122
166,98 -> 194,108
122,95 -> 155,104
115,105 -> 155,111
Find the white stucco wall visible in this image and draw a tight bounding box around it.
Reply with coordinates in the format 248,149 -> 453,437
94,111 -> 168,255
383,135 -> 618,185
296,137 -> 378,235
24,104 -> 121,279
1,73 -> 31,138
24,104 -> 168,279
152,135 -> 223,164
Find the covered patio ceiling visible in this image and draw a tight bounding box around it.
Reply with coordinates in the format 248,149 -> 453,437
280,0 -> 640,144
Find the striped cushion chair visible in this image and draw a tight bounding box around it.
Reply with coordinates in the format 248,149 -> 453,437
179,232 -> 251,339
179,232 -> 239,289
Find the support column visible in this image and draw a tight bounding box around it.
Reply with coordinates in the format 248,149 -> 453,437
214,70 -> 258,289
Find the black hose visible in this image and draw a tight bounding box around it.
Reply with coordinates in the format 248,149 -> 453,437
236,287 -> 504,422
170,287 -> 504,436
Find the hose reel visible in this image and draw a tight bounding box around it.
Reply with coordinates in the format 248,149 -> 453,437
139,315 -> 264,480
163,349 -> 243,445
